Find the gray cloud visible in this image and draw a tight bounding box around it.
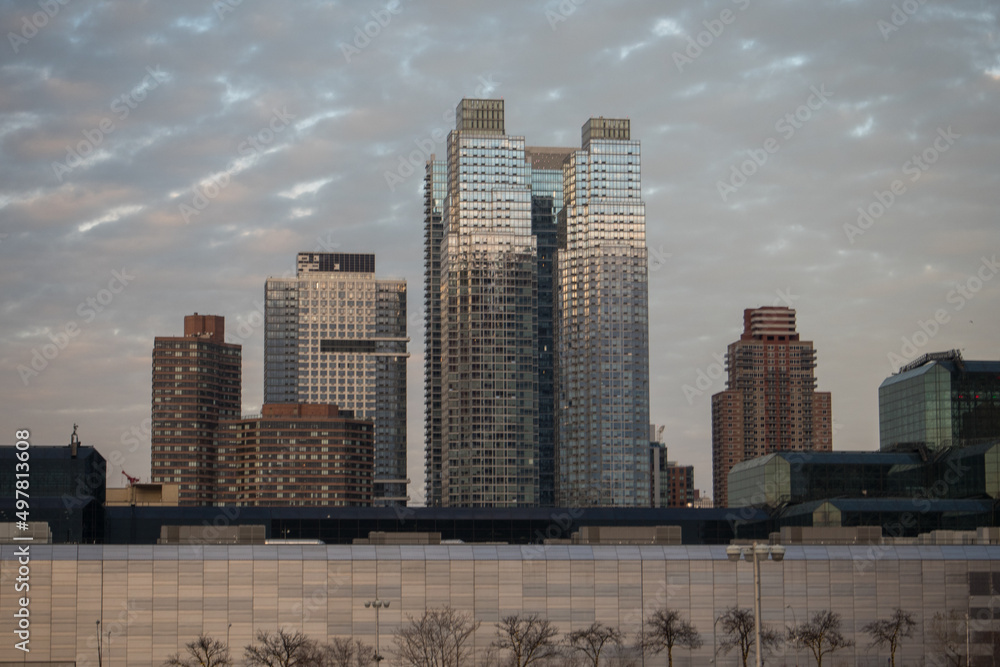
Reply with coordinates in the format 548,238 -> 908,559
1,0 -> 998,503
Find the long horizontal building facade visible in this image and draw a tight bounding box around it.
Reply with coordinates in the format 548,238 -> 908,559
1,544 -> 998,666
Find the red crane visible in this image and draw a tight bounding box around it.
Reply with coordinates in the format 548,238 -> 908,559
122,470 -> 140,487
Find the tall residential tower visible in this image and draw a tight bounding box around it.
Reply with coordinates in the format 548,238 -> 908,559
424,101 -> 652,508
151,313 -> 241,505
264,252 -> 409,505
432,99 -> 540,507
711,306 -> 833,506
555,117 -> 650,507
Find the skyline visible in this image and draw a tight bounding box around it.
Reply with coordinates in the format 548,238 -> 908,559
2,0 -> 999,502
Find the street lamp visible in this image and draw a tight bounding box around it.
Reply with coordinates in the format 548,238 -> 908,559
96,620 -> 102,667
727,542 -> 786,667
786,604 -> 798,664
364,598 -> 390,662
710,614 -> 724,665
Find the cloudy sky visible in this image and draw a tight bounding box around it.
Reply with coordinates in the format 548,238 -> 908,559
2,0 -> 998,503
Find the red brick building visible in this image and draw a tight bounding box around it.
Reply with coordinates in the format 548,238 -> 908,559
664,463 -> 694,508
711,307 -> 832,507
151,314 -> 241,505
215,403 -> 374,507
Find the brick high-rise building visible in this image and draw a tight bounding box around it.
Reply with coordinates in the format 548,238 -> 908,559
711,307 -> 832,507
151,314 -> 241,505
215,404 -> 374,507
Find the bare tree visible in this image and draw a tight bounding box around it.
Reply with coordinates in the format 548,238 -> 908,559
244,628 -> 321,667
717,607 -> 783,667
392,606 -> 480,667
862,608 -> 917,667
163,634 -> 233,667
641,608 -> 703,667
928,610 -> 967,667
322,637 -> 377,667
787,610 -> 853,667
566,622 -> 624,667
492,614 -> 561,667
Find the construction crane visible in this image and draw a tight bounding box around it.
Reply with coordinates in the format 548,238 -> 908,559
122,470 -> 140,486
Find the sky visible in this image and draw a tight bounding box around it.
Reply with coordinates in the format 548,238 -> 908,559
1,0 -> 998,504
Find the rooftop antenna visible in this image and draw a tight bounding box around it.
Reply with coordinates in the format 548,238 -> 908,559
70,423 -> 80,458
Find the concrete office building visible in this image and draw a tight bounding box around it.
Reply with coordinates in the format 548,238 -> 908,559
2,544 -> 998,666
264,253 -> 408,506
151,314 -> 241,505
215,403 -> 375,507
880,350 -> 1000,451
712,307 -> 832,507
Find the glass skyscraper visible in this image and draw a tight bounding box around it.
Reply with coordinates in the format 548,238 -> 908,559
879,350 -> 1000,451
436,99 -> 539,507
423,158 -> 446,506
264,252 -> 409,505
527,147 -> 574,507
555,118 -> 650,507
423,102 -> 651,508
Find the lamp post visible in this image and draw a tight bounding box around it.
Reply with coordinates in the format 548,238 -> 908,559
364,598 -> 390,662
711,614 -> 724,665
786,604 -> 798,665
727,542 -> 785,667
96,620 -> 103,667
965,611 -> 970,667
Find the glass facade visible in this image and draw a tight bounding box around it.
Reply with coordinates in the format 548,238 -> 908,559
434,100 -> 540,507
423,158 -> 446,506
556,123 -> 650,507
729,445 -> 1000,508
879,355 -> 1000,451
264,254 -> 409,505
527,148 -> 573,507
424,102 -> 652,508
4,544 -> 999,667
